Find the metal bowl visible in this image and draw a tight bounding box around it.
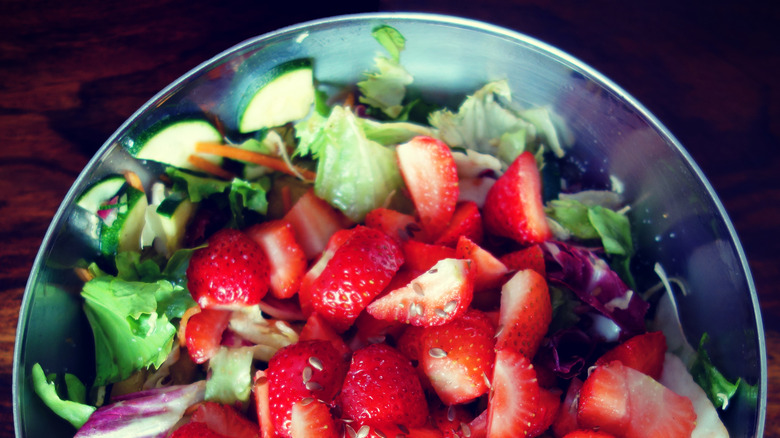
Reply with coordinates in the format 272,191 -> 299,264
13,12 -> 766,437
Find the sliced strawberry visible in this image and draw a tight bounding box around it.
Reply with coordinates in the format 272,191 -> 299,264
348,310 -> 407,351
170,422 -> 229,438
486,348 -> 541,438
435,201 -> 484,247
289,398 -> 339,438
499,244 -> 546,277
365,207 -> 425,242
562,431 -> 618,438
551,378 -> 583,438
338,343 -> 428,429
431,403 -> 476,437
267,340 -> 349,437
482,151 -> 551,245
298,312 -> 351,359
495,269 -> 552,359
594,331 -> 667,380
578,360 -> 697,438
468,409 -> 488,438
344,423 -> 445,438
396,136 -> 459,240
396,325 -> 433,392
190,401 -> 260,438
253,370 -> 274,438
298,227 -> 357,317
528,387 -> 562,437
420,309 -> 496,405
307,226 -> 404,332
454,235 -> 509,292
283,189 -> 349,259
367,258 -> 475,327
245,219 -> 307,299
184,308 -> 231,364
402,239 -> 457,272
187,228 -> 270,309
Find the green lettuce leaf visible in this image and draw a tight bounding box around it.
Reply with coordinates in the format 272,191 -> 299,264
294,106 -> 403,222
690,333 -> 742,410
31,363 -> 96,428
205,347 -> 255,406
81,277 -> 182,386
357,25 -> 413,119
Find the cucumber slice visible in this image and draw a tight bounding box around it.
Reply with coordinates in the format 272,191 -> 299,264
238,59 -> 315,133
128,118 -> 223,170
97,183 -> 149,256
147,193 -> 196,255
76,175 -> 127,213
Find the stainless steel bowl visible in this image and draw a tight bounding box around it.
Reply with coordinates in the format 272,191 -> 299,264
13,12 -> 766,437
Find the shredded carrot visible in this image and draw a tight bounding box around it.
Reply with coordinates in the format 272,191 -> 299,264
178,306 -> 201,348
74,267 -> 94,283
280,185 -> 293,214
195,142 -> 316,181
123,170 -> 144,192
187,155 -> 236,180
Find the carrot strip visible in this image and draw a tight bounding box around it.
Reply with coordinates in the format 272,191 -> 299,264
187,155 -> 236,180
123,170 -> 144,192
195,142 -> 316,181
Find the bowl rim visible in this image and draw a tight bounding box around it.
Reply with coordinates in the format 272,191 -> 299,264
13,11 -> 767,437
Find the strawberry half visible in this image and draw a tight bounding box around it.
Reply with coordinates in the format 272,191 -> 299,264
578,360 -> 697,438
184,308 -> 231,364
190,402 -> 261,438
170,422 -> 229,438
594,331 -> 667,380
551,377 -> 583,438
396,136 -> 459,240
367,258 -> 475,327
266,340 -> 349,438
499,244 -> 546,277
482,151 -> 551,245
252,370 -> 274,438
435,200 -> 484,247
298,227 -> 357,317
562,431 -> 618,438
495,269 -> 552,359
187,228 -> 270,309
420,309 -> 496,405
486,348 -> 541,438
283,189 -> 349,259
289,398 -> 339,438
307,226 -> 404,332
402,239 -> 458,272
245,219 -> 307,300
338,343 -> 429,429
455,235 -> 509,292
365,207 -> 424,242
299,312 -> 351,359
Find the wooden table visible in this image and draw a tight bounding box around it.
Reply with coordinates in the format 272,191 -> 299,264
1,1 -> 777,437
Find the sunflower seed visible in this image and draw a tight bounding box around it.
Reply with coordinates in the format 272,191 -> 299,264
345,424 -> 357,438
305,381 -> 323,391
410,303 -> 423,317
443,300 -> 458,314
428,348 -> 448,358
374,428 -> 387,438
412,282 -> 424,296
435,308 -> 448,318
483,371 -> 492,389
302,366 -> 313,384
356,425 -> 370,438
397,424 -> 409,434
447,405 -> 456,422
461,422 -> 472,437
428,268 -> 438,274
308,356 -> 323,371
300,397 -> 315,406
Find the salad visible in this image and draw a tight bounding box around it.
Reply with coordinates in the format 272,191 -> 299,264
31,25 -> 747,438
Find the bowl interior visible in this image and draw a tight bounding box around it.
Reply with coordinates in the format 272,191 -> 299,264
14,13 -> 766,437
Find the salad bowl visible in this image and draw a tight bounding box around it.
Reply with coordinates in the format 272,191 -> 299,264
13,12 -> 766,437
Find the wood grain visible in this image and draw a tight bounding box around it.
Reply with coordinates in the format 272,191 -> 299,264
1,1 -> 777,437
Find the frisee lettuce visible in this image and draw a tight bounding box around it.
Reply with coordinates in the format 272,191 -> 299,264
691,333 -> 742,410
31,363 -> 96,429
204,347 -> 255,406
358,25 -> 413,119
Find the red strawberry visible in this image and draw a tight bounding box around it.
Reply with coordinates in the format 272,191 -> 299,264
528,387 -> 562,437
298,312 -> 351,359
187,228 -> 270,309
338,343 -> 428,428
455,235 -> 509,292
245,220 -> 307,300
482,151 -> 551,245
435,201 -> 484,247
253,370 -> 274,438
289,398 -> 339,438
267,340 -> 349,437
184,308 -> 231,364
397,136 -> 459,240
486,348 -> 541,438
344,423 -> 445,438
367,258 -> 475,327
495,269 -> 552,359
402,239 -> 457,272
170,422 -> 229,438
420,309 -> 496,405
594,331 -> 667,380
468,409 -> 488,438
551,377 -> 583,438
307,226 -> 404,332
431,403 -> 476,437
348,310 -> 407,351
396,325 -> 433,391
562,431 -> 618,438
298,227 -> 357,317
283,189 -> 349,259
190,402 -> 260,438
499,244 -> 546,277
365,207 -> 425,242
577,360 -> 696,438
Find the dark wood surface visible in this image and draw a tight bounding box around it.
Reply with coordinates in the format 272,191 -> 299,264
1,1 -> 778,437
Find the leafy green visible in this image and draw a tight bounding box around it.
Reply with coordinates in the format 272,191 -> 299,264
357,25 -> 413,119
166,167 -> 269,228
546,199 -> 601,241
548,286 -> 582,334
294,105 -> 403,222
359,117 -> 435,146
31,363 -> 96,428
205,347 -> 255,406
81,276 -> 184,386
690,333 -> 742,410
